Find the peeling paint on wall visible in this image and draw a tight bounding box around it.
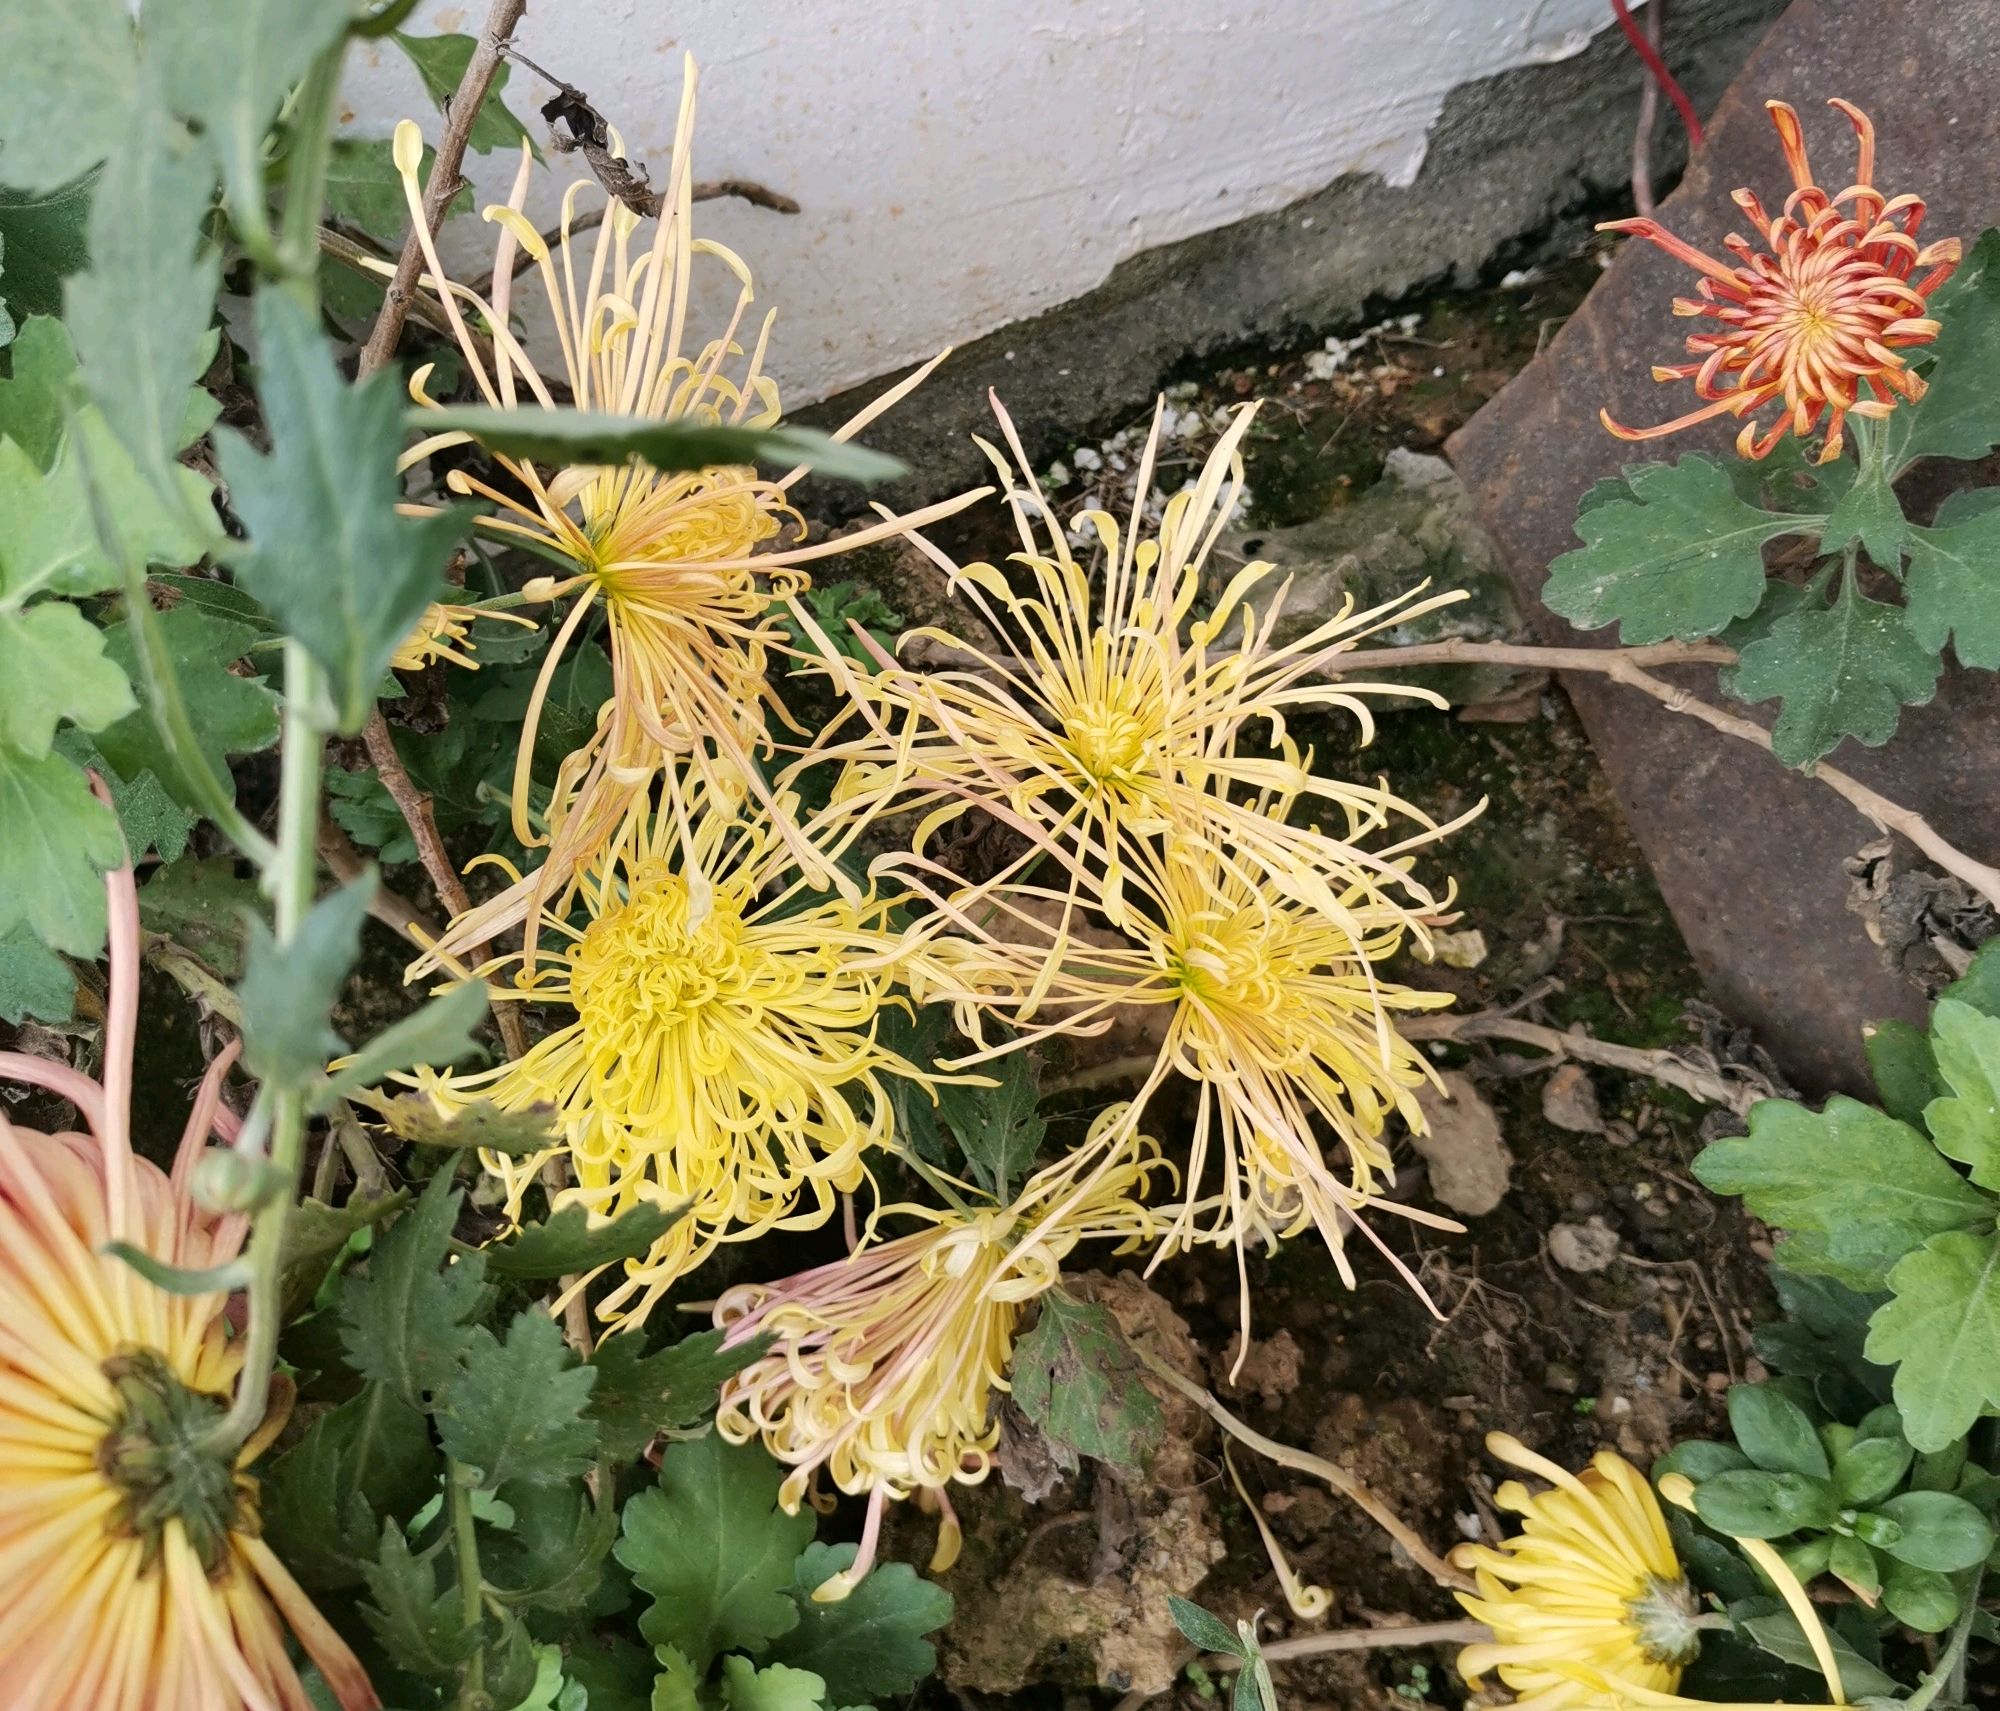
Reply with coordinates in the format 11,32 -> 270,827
341,0 -> 1650,405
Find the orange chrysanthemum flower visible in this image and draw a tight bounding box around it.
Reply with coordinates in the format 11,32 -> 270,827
1600,97 -> 1960,462
0,853 -> 376,1710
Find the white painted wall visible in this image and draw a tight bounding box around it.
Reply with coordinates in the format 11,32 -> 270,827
341,0 -> 1638,407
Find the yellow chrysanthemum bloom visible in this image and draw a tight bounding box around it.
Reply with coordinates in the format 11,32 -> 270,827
0,861 -> 376,1710
713,1127 -> 1162,1595
910,821 -> 1458,1362
399,779 -> 922,1328
389,599 -> 538,672
813,390 -> 1469,929
387,57 -> 982,966
1451,1433 -> 1700,1711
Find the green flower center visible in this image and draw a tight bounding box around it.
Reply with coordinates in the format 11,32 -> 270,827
1626,1571 -> 1704,1668
96,1350 -> 244,1578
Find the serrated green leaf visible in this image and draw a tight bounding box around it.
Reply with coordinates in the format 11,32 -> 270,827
280,1189 -> 410,1320
936,1050 -> 1043,1200
1695,1097 -> 1988,1290
615,1432 -> 815,1669
0,600 -> 133,756
64,83 -> 221,502
137,855 -> 259,977
1864,1018 -> 1944,1131
57,732 -> 200,864
1923,999 -> 2000,1190
363,1521 -> 482,1679
96,606 -> 280,814
418,408 -> 907,485
1902,496 -> 2000,670
719,1655 -> 827,1711
0,919 -> 73,1022
0,744 -> 124,954
482,1200 -> 687,1281
0,176 -> 94,324
1886,229 -> 2000,472
437,1309 -> 599,1491
237,874 -> 373,1086
317,980 -> 489,1111
1867,1229 -> 2000,1453
652,1644 -> 703,1711
376,1095 -> 560,1156
324,136 -> 470,245
337,1168 -> 487,1409
484,1479 -> 618,1614
1726,586 -> 1941,769
0,315 -> 80,468
1818,452 -> 1906,567
263,1382 -> 442,1590
772,1542 -> 951,1702
150,0 -> 351,246
1727,1384 -> 1828,1478
587,1328 -> 769,1461
1873,1489 -> 1995,1571
1543,455 -> 1804,643
0,0 -> 136,194
1010,1291 -> 1164,1469
221,289 -> 466,732
392,31 -> 534,154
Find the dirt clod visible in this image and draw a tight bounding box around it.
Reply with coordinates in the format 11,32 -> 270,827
1407,1070 -> 1513,1214
1540,1063 -> 1604,1134
1548,1216 -> 1622,1273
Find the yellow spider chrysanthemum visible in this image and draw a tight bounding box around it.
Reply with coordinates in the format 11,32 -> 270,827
0,859 -> 376,1710
924,829 -> 1458,1358
712,1128 -> 1162,1594
399,779 -> 922,1328
387,57 -> 982,965
389,599 -> 538,672
812,390 -> 1468,928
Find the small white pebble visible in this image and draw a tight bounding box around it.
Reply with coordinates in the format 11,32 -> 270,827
1454,1510 -> 1484,1541
1073,445 -> 1103,472
1044,459 -> 1070,487
1433,365 -> 1446,377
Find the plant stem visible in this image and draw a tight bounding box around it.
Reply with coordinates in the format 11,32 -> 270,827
449,1462 -> 488,1708
1902,1585 -> 1980,1711
200,644 -> 329,1457
277,44 -> 346,292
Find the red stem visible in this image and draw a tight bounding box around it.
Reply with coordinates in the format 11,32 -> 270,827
1610,0 -> 1705,149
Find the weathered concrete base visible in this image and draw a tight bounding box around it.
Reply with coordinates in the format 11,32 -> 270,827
799,0 -> 1785,509
1449,0 -> 2000,1095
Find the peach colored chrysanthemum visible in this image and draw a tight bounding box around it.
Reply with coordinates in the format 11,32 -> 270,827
1601,98 -> 1960,462
0,849 -> 376,1710
387,56 -> 982,966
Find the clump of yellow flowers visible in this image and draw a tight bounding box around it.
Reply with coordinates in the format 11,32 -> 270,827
379,50 -> 1477,1566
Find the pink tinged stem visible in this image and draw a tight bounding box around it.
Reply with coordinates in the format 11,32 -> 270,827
0,1054 -> 110,1135
91,776 -> 142,1238
174,1038 -> 244,1196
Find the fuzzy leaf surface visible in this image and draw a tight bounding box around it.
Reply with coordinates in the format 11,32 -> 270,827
771,1542 -> 952,1703
1011,1291 -> 1164,1469
337,1170 -> 487,1409
586,1328 -> 768,1461
437,1310 -> 599,1491
482,1201 -> 686,1281
0,600 -> 132,756
1867,1229 -> 2000,1453
1886,230 -> 2000,471
1905,490 -> 2000,669
0,745 -> 123,953
1923,998 -> 2000,1190
236,874 -> 372,1086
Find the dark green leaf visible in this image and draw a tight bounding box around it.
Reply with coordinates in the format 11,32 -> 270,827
1873,1490 -> 1996,1571
417,408 -> 907,485
279,1190 -> 409,1320
1010,1291 -> 1164,1470
1885,229 -> 2000,472
0,600 -> 133,757
1922,998 -> 2000,1190
337,1169 -> 487,1409
263,1382 -> 442,1590
392,31 -> 534,154
1543,455 -> 1805,643
236,873 -> 373,1086
1865,1019 -> 1944,1131
482,1200 -> 687,1280
1880,1558 -> 1959,1632
1169,1596 -> 1245,1658
1833,1435 -> 1913,1509
1726,586 -> 1941,769
1819,451 -> 1906,568
436,1309 -> 599,1490
1827,1534 -> 1882,1603
1692,1468 -> 1838,1537
0,744 -> 123,954
1728,1385 -> 1828,1478
718,1655 -> 827,1711
771,1541 -> 952,1702
375,1094 -> 559,1155
0,919 -> 73,1022
1904,501 -> 2000,669
0,314 -> 79,470
586,1327 -> 769,1461
1867,1229 -> 2000,1454
614,1432 -> 815,1669
317,980 -> 489,1111
0,175 -> 94,323
1734,1610 -> 1900,1698
484,1478 -> 618,1613
324,136 -> 469,245
362,1521 -> 481,1679
96,607 -> 281,815
0,0 -> 136,194
1693,1097 -> 1989,1291
58,732 -> 200,863
137,856 -> 259,978
220,289 -> 466,732
1942,938 -> 2000,1019
936,1050 -> 1044,1200
1653,1439 -> 1752,1485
